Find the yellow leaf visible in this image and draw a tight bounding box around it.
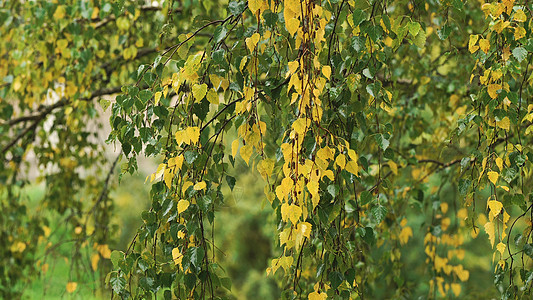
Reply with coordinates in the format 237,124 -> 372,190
164,168 -> 174,188
181,181 -> 193,194
54,5 -> 66,19
335,154 -> 346,169
479,39 -> 490,53
288,204 -> 302,225
288,60 -> 299,74
454,265 -> 470,282
279,256 -> 293,273
317,147 -> 334,161
185,126 -> 200,144
441,202 -> 448,214
487,171 -> 499,185
286,17 -> 300,36
389,160 -> 398,175
168,155 -> 184,169
276,177 -> 294,202
154,91 -> 162,105
496,242 -> 506,256
292,118 -> 307,136
515,26 -> 526,40
499,185 -> 509,192
194,181 -> 206,190
172,247 -> 183,266
97,244 -> 111,259
246,33 -> 260,52
468,34 -> 479,53
175,130 -> 186,145
514,9 -> 527,22
91,254 -> 100,271
496,116 -> 510,130
297,222 -> 312,238
257,158 -> 275,179
280,203 -> 290,222
345,160 -> 359,175
495,157 -> 503,170
308,291 -> 327,300
91,7 -> 100,19
231,139 -> 239,158
434,255 -> 448,273
206,89 -> 219,104
248,0 -> 262,15
66,282 -> 77,293
484,221 -> 496,247
487,199 -> 503,218
487,84 -> 501,99
240,144 -> 253,165
451,283 -> 461,297
177,200 -> 190,214
399,226 -> 413,245
307,180 -> 319,197
322,65 -> 331,79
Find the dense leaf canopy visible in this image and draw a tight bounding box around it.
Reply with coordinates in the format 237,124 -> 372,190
3,0 -> 533,299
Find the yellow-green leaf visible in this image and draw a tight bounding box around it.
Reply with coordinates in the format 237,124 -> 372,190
154,91 -> 162,105
468,34 -> 479,53
206,89 -> 219,104
192,84 -> 208,101
54,5 -> 66,19
240,144 -> 253,165
286,18 -> 299,36
496,116 -> 510,130
231,139 -> 239,158
514,9 -> 527,22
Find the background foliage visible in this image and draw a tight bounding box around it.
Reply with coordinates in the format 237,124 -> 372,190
2,0 -> 533,299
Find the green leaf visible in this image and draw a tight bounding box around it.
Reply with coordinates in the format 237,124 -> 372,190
228,1 -> 247,16
360,191 -> 373,206
110,276 -> 126,294
226,175 -> 236,190
184,273 -> 197,290
413,30 -> 427,48
371,205 -> 387,224
213,25 -> 228,44
190,247 -> 205,269
458,179 -> 471,195
352,9 -> 367,27
375,134 -> 389,151
513,47 -> 528,62
99,99 -> 111,111
220,277 -> 232,291
138,89 -> 153,104
408,21 -> 421,37
328,271 -> 344,290
110,250 -> 124,269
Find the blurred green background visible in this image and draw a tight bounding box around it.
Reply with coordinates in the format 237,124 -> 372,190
19,133 -> 505,299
